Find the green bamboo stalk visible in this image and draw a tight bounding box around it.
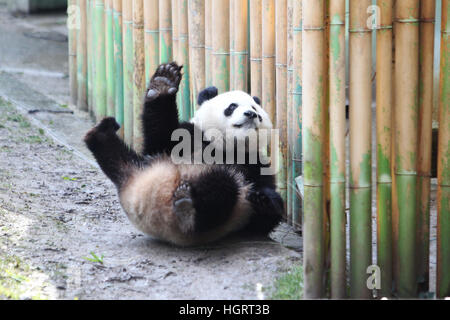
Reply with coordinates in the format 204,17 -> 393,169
113,0 -> 124,138
437,0 -> 450,299
204,0 -> 212,86
77,0 -> 88,111
349,0 -> 372,299
105,0 -> 115,117
159,0 -> 173,63
394,0 -> 420,298
291,0 -> 302,228
376,0 -> 393,298
123,0 -> 134,146
179,0 -> 191,120
68,0 -> 78,107
302,0 -> 325,299
329,0 -> 346,299
416,0 -> 435,294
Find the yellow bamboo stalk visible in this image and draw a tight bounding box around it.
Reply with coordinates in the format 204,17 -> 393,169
68,0 -> 78,107
122,0 -> 133,145
302,0 -> 325,299
105,0 -> 115,117
249,0 -> 262,98
159,0 -> 173,63
349,0 -> 372,299
291,0 -> 302,228
132,0 -> 145,151
416,0 -> 435,294
394,0 -> 420,298
144,0 -> 159,84
188,0 -> 205,110
77,0 -> 88,111
261,0 -> 276,123
87,0 -> 94,114
171,0 -> 179,62
229,0 -> 235,90
286,0 -> 294,224
211,0 -> 230,92
204,0 -> 212,86
232,0 -> 248,92
275,0 -> 287,213
376,0 -> 393,298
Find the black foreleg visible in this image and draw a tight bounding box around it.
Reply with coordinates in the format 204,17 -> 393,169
142,62 -> 183,156
84,117 -> 146,190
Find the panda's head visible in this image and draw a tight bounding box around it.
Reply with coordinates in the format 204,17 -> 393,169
191,87 -> 272,151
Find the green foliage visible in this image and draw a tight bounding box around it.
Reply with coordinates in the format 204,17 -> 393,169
270,265 -> 304,300
83,252 -> 104,265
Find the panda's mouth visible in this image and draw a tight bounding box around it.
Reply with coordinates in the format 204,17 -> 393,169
233,119 -> 257,129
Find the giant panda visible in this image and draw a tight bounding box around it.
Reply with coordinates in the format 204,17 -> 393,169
84,62 -> 283,246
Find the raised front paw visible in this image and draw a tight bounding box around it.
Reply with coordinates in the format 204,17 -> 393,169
84,117 -> 120,147
146,62 -> 183,101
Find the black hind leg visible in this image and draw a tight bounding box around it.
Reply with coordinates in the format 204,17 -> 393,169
84,117 -> 146,190
173,167 -> 240,234
243,187 -> 284,235
142,62 -> 183,156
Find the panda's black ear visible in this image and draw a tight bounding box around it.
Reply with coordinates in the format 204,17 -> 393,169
253,96 -> 261,105
198,86 -> 218,106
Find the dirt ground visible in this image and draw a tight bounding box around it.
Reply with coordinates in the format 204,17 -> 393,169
0,96 -> 302,300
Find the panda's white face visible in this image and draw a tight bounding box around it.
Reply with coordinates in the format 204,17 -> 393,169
191,91 -> 272,150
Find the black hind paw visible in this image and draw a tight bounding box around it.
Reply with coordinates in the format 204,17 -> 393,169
247,188 -> 284,216
146,62 -> 183,101
173,181 -> 196,233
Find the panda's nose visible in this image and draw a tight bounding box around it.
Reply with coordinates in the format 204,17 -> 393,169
244,111 -> 257,119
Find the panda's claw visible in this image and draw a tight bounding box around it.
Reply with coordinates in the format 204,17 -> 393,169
146,62 -> 183,101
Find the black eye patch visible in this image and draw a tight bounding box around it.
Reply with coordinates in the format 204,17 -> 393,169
252,106 -> 257,111
224,103 -> 238,117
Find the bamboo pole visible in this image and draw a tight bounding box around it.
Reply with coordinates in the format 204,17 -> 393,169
144,0 -> 159,85
133,0 -> 145,151
159,0 -> 173,63
204,0 -> 212,86
123,0 -> 133,146
106,0 -> 115,117
302,0 -> 325,299
94,0 -> 107,119
113,0 -> 124,138
229,0 -> 235,90
249,0 -> 262,98
211,0 -> 230,92
376,0 -> 393,298
261,0 -> 275,123
437,0 -> 450,299
89,0 -> 96,115
87,0 -> 93,113
275,0 -> 287,213
68,0 -> 78,108
188,0 -> 205,110
394,0 -> 420,298
286,0 -> 294,224
291,0 -> 302,228
179,0 -> 191,119
349,0 -> 372,299
77,0 -> 88,111
232,0 -> 248,92
171,0 -> 179,63
416,0 -> 435,294
329,0 -> 346,299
